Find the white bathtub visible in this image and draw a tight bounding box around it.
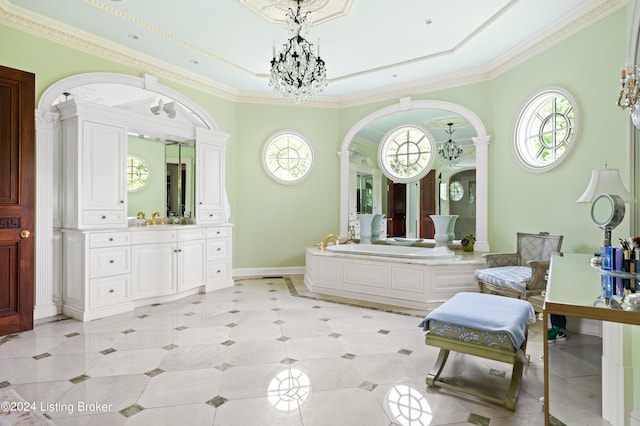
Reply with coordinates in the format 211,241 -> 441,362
325,244 -> 455,259
305,246 -> 483,311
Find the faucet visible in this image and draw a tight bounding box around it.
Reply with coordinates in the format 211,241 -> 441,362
151,211 -> 161,225
137,211 -> 146,220
322,234 -> 340,249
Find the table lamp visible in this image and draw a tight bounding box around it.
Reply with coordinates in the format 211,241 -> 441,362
576,167 -> 634,246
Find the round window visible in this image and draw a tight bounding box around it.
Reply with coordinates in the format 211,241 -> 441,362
262,132 -> 314,184
127,156 -> 150,191
377,125 -> 435,183
449,181 -> 464,201
513,87 -> 578,172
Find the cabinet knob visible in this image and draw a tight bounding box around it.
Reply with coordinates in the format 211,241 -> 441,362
216,231 -> 220,235
217,248 -> 221,251
109,237 -> 114,242
120,200 -> 124,204
199,202 -> 203,205
101,215 -> 107,219
109,260 -> 114,264
217,270 -> 221,273
109,289 -> 114,293
209,214 -> 213,217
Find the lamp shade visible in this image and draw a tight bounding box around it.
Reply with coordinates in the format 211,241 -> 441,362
576,169 -> 634,203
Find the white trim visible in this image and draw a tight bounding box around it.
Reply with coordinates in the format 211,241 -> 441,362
0,0 -> 625,108
32,72 -> 228,321
233,267 -> 306,278
512,87 -> 579,173
261,131 -> 315,185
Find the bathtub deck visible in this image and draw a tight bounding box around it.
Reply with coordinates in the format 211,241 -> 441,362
304,246 -> 484,312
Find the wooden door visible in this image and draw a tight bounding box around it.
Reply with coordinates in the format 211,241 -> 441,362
0,65 -> 35,335
386,180 -> 406,237
419,170 -> 436,239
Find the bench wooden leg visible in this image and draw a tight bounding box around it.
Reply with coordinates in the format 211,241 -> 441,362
426,348 -> 449,386
505,356 -> 524,410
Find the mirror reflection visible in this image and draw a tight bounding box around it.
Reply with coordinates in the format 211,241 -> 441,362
127,136 -> 195,221
347,108 -> 477,240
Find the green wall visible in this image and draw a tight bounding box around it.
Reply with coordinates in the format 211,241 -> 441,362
0,6 -> 632,266
3,5 -> 640,415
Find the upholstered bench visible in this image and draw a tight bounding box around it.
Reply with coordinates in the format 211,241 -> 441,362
418,292 -> 535,410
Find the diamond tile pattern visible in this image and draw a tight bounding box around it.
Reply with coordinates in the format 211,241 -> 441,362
0,275 -> 599,424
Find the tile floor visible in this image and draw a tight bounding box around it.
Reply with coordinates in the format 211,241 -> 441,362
0,276 -> 604,425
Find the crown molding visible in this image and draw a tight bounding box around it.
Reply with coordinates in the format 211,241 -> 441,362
0,0 -> 626,109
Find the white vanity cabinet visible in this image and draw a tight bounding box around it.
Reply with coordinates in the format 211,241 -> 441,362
131,230 -> 177,299
196,129 -> 227,224
177,229 -> 207,292
58,99 -> 127,229
205,225 -> 232,291
130,228 -> 207,299
62,230 -> 133,321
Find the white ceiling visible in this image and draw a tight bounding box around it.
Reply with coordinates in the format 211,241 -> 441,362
1,0 -> 624,105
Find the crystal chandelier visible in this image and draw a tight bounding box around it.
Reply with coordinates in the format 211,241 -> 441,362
618,64 -> 640,128
269,0 -> 327,104
438,123 -> 463,166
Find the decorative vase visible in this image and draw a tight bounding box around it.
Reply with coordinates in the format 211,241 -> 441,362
371,214 -> 383,241
447,215 -> 458,242
358,213 -> 374,244
429,215 -> 458,247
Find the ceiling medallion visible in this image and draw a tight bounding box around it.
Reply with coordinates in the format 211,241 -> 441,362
240,0 -> 354,25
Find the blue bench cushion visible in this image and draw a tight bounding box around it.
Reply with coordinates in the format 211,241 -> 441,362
474,265 -> 531,293
419,292 -> 534,349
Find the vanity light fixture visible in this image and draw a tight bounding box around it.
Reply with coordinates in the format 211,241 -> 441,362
438,122 -> 463,166
150,99 -> 176,119
618,64 -> 640,128
269,0 -> 327,104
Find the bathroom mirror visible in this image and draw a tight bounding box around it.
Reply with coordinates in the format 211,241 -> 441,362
127,136 -> 195,219
339,98 -> 490,251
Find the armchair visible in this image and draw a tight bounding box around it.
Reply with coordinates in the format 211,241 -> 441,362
474,232 -> 563,300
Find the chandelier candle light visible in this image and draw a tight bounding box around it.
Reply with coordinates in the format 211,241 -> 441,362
618,64 -> 640,127
438,123 -> 463,166
269,0 -> 327,104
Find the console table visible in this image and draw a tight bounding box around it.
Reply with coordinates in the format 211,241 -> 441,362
543,253 -> 640,425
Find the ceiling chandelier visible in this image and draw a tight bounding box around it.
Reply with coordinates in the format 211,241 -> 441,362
269,0 -> 327,104
438,123 -> 463,166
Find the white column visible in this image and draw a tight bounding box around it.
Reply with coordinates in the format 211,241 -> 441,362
472,135 -> 490,252
601,321 -> 634,425
33,109 -> 59,319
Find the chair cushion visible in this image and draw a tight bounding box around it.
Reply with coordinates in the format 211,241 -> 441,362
474,266 -> 531,293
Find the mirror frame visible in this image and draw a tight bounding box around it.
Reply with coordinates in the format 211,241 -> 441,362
339,97 -> 490,252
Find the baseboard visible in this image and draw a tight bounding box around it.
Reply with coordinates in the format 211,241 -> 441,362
233,266 -> 305,278
567,317 -> 602,337
33,303 -> 59,320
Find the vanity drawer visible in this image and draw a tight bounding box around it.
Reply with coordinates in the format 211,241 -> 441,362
90,275 -> 130,308
207,239 -> 229,260
83,210 -> 125,226
199,209 -> 225,223
178,228 -> 207,241
90,247 -> 131,278
90,231 -> 131,248
131,230 -> 177,244
207,261 -> 230,283
207,226 -> 230,239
